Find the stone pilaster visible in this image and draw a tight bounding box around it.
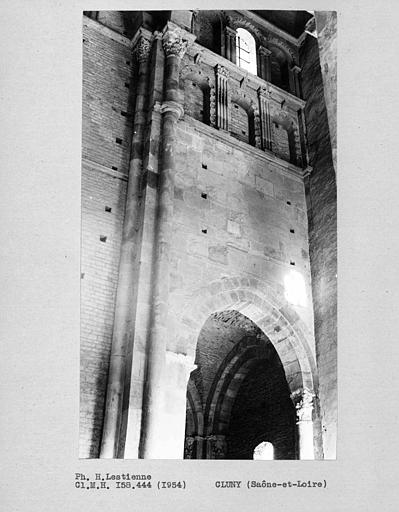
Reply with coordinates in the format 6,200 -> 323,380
224,26 -> 237,64
139,22 -> 195,459
292,389 -> 315,460
257,86 -> 273,151
258,46 -> 272,82
290,65 -> 302,97
99,27 -> 153,459
215,64 -> 230,131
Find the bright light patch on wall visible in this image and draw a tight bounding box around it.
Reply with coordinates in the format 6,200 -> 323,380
284,269 -> 307,307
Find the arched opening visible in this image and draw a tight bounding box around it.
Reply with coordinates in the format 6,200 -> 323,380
253,441 -> 274,460
178,276 -> 319,460
183,79 -> 211,125
271,113 -> 298,165
269,45 -> 291,93
230,102 -> 250,144
236,28 -> 257,75
230,97 -> 256,147
184,310 -> 297,459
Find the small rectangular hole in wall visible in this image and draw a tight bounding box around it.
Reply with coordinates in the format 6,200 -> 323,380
81,272 -> 85,279
126,60 -> 131,65
115,138 -> 122,145
287,201 -> 291,205
290,229 -> 295,234
242,131 -> 246,135
100,235 -> 107,243
105,206 -> 112,213
124,82 -> 130,88
201,193 -> 207,199
235,104 -> 239,109
202,229 -> 207,234
112,166 -> 118,171
202,163 -> 207,169
121,111 -> 128,117
290,260 -> 295,266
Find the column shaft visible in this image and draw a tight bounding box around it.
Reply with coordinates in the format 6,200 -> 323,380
297,420 -> 315,460
139,22 -> 194,459
100,30 -> 152,458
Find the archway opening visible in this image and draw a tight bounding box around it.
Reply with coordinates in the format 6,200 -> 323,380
270,46 -> 291,92
253,441 -> 274,460
184,310 -> 297,459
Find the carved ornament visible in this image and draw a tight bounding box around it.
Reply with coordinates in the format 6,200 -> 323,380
162,22 -> 195,59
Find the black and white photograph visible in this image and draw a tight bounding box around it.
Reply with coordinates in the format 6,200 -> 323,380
2,1 -> 399,510
80,9 -> 337,460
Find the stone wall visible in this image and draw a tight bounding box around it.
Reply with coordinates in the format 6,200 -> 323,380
300,34 -> 337,459
169,117 -> 315,339
80,17 -> 133,457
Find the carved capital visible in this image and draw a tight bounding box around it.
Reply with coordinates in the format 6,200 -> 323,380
257,85 -> 271,98
215,64 -> 229,79
162,22 -> 195,59
292,389 -> 314,422
132,28 -> 153,63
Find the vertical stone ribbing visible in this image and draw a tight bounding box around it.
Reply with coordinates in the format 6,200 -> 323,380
215,65 -> 229,131
139,22 -> 195,459
99,28 -> 153,459
257,86 -> 272,151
